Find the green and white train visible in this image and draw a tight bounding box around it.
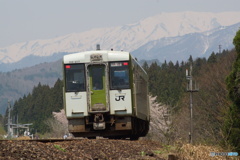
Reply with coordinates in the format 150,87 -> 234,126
63,46 -> 149,139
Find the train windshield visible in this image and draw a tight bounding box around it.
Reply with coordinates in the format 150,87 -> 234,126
110,62 -> 130,90
65,64 -> 86,92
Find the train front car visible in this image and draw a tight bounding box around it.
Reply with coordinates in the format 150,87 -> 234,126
63,49 -> 149,139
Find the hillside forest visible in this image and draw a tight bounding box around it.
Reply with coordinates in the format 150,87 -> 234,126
0,60 -> 62,115
0,30 -> 240,152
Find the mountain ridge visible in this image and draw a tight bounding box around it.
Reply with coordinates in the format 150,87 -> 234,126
1,11 -> 240,66
132,22 -> 239,62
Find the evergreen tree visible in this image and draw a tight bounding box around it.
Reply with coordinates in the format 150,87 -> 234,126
175,61 -> 179,69
168,61 -> 174,68
148,62 -> 160,96
224,30 -> 240,152
147,60 -> 185,106
52,79 -> 63,111
162,60 -> 167,69
208,52 -> 217,63
233,30 -> 240,53
142,61 -> 149,72
188,55 -> 193,64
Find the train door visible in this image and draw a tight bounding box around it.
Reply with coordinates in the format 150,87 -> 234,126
88,65 -> 108,112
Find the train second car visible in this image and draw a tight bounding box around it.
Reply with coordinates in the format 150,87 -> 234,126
63,48 -> 149,140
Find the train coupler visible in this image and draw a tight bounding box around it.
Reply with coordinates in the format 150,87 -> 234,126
93,114 -> 106,130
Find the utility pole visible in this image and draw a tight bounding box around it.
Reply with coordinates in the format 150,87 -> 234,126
219,45 -> 222,54
7,101 -> 12,138
186,64 -> 199,144
16,114 -> 19,137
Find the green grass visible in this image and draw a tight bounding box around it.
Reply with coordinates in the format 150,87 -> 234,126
53,145 -> 66,152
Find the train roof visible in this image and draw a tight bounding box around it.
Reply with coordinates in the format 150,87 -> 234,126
63,50 -> 130,64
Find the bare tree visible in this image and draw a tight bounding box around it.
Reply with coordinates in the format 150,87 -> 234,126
44,109 -> 69,138
145,96 -> 175,144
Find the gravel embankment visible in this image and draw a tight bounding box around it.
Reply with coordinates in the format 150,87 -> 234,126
0,139 -> 165,159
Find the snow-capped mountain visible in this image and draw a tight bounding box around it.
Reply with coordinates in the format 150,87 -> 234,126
132,23 -> 240,62
0,11 -> 240,66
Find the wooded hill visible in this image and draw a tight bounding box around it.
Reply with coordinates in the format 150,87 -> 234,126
2,45 -> 240,151
0,60 -> 62,115
8,80 -> 63,133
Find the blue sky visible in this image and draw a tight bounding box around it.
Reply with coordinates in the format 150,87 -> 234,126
0,0 -> 240,47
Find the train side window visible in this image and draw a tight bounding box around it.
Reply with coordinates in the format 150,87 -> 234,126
110,62 -> 130,90
65,64 -> 86,92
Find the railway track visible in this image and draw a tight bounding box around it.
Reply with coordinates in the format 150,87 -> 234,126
0,137 -> 116,143
0,138 -> 76,143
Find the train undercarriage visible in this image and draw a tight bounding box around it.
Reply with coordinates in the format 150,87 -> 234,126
68,114 -> 149,140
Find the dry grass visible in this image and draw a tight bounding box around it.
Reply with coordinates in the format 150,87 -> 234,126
15,136 -> 31,140
177,144 -> 239,160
